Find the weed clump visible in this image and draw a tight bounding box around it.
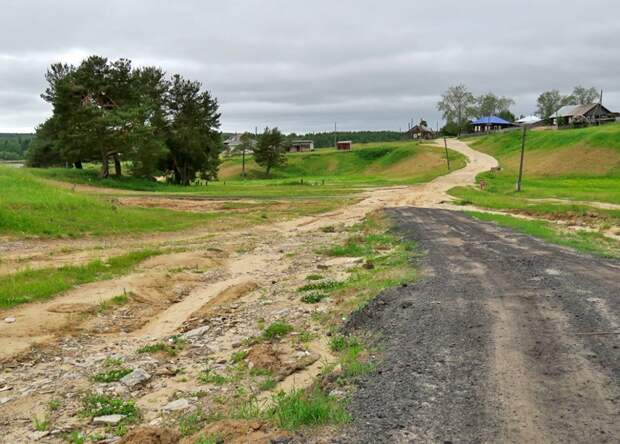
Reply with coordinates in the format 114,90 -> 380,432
92,368 -> 132,383
301,292 -> 328,304
262,322 -> 294,340
81,393 -> 138,419
268,389 -> 349,430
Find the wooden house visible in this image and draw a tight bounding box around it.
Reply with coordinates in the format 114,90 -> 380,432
471,116 -> 516,133
336,141 -> 352,151
288,140 -> 314,153
554,103 -> 616,127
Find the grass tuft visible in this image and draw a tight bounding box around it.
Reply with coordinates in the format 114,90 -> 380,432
268,389 -> 349,430
262,322 -> 294,340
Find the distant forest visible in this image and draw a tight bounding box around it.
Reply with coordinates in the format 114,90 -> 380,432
300,131 -> 404,148
0,133 -> 34,160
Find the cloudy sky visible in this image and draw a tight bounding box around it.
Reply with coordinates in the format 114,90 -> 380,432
1,0 -> 619,134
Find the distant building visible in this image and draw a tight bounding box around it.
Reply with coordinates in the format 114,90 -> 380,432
408,123 -> 435,140
223,133 -> 243,153
336,141 -> 352,151
553,103 -> 616,127
515,115 -> 543,125
288,140 -> 314,153
471,116 -> 516,133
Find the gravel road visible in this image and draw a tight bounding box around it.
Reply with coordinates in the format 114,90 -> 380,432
339,208 -> 619,443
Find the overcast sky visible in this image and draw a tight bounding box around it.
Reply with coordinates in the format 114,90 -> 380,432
1,0 -> 620,134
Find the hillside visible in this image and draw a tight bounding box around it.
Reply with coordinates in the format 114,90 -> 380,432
450,124 -> 620,228
220,141 -> 465,184
466,123 -> 620,177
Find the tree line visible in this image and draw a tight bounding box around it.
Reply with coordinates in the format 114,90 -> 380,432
27,55 -> 222,184
437,84 -> 600,135
0,134 -> 33,161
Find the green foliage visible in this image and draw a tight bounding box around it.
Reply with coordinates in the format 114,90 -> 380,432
262,322 -> 294,340
32,55 -> 221,182
231,350 -> 249,363
267,389 -> 349,430
32,415 -> 50,431
137,341 -> 180,356
299,130 -> 403,149
254,127 -> 287,176
98,293 -> 130,312
329,335 -> 359,352
193,433 -> 223,444
92,368 -> 132,383
0,249 -> 159,309
301,292 -> 328,304
66,431 -> 86,444
0,133 -> 33,160
48,399 -> 61,411
81,393 -> 138,419
259,378 -> 278,391
298,280 -> 344,292
305,274 -> 324,281
198,370 -> 229,385
178,411 -> 206,436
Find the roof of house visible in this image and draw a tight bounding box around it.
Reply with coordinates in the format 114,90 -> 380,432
291,140 -> 314,144
516,115 -> 542,124
471,116 -> 513,125
555,103 -> 614,118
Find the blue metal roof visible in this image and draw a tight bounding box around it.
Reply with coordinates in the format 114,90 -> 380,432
471,116 -> 512,125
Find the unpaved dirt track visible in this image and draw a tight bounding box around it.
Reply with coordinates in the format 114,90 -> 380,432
339,208 -> 620,444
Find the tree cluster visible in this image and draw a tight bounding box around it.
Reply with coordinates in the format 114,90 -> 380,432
536,86 -> 600,119
0,134 -> 33,161
28,55 -> 222,184
437,85 -> 516,134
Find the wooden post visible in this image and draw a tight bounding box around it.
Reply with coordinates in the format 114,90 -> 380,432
241,147 -> 246,179
443,137 -> 451,171
516,125 -> 527,192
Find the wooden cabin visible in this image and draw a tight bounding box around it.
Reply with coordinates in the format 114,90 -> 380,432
288,140 -> 314,153
336,141 -> 352,151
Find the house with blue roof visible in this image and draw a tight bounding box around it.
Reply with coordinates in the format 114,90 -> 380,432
471,116 -> 516,133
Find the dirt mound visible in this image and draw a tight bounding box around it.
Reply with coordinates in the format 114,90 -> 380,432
181,419 -> 288,444
248,342 -> 321,380
120,426 -> 181,444
46,303 -> 96,313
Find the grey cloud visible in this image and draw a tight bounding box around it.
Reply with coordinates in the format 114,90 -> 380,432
1,0 -> 619,132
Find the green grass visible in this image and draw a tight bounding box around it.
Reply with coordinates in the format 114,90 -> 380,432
268,388 -> 349,431
0,166 -> 217,237
301,292 -> 329,304
297,280 -> 344,292
98,292 -> 130,312
92,368 -> 132,383
262,322 -> 294,340
0,249 -> 159,309
27,141 -> 465,199
450,125 -> 620,255
466,211 -> 620,258
198,370 -> 230,385
81,393 -> 138,419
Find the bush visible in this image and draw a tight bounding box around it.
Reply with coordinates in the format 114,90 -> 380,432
268,389 -> 349,430
263,322 -> 294,340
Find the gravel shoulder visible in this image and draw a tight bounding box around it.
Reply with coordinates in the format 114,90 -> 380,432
340,207 -> 620,443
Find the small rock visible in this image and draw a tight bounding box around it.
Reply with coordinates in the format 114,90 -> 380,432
363,260 -> 375,270
31,431 -> 50,441
92,414 -> 125,425
3,317 -> 16,324
120,368 -> 151,388
0,397 -> 12,405
162,398 -> 191,412
181,325 -> 210,339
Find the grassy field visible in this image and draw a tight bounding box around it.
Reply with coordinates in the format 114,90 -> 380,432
30,141 -> 465,198
451,124 -> 620,218
0,249 -> 159,309
0,166 -> 223,237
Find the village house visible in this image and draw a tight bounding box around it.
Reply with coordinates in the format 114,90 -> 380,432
336,141 -> 352,151
408,123 -> 435,140
553,103 -> 616,127
288,140 -> 314,153
471,116 -> 516,133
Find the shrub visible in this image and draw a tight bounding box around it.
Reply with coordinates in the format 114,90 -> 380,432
263,322 -> 294,340
268,389 -> 349,430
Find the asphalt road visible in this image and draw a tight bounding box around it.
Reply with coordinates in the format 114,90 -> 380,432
339,208 -> 620,444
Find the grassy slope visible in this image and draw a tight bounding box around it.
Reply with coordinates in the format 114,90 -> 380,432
0,166 -> 217,237
220,141 -> 465,184
451,124 -> 620,219
30,142 -> 465,198
0,249 -> 159,309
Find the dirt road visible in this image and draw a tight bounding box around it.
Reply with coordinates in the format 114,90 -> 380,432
340,208 -> 620,443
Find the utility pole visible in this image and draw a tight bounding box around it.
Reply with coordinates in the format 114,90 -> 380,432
516,125 -> 527,191
443,137 -> 451,171
334,122 -> 337,148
